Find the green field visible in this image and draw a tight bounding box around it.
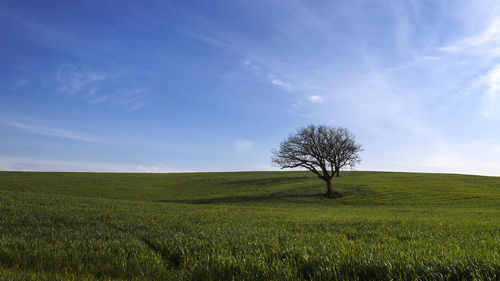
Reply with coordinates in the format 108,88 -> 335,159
0,171 -> 499,280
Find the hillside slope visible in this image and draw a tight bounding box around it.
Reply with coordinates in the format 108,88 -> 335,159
0,171 -> 499,280
1,171 -> 499,206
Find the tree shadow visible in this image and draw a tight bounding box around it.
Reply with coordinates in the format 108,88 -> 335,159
224,176 -> 310,187
155,192 -> 325,205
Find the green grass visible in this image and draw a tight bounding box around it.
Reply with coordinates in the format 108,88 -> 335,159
0,171 -> 499,280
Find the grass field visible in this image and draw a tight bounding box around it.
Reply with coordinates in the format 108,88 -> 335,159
0,171 -> 499,280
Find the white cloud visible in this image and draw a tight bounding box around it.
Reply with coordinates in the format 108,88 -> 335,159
270,78 -> 293,91
235,140 -> 254,152
0,118 -> 101,142
308,95 -> 323,103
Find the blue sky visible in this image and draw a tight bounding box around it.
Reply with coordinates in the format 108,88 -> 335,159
1,0 -> 500,175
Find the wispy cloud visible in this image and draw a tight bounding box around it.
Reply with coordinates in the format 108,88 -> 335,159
479,64 -> 500,120
242,59 -> 297,92
56,63 -> 148,111
235,140 -> 254,153
56,64 -> 106,93
360,137 -> 500,177
270,77 -> 293,91
0,118 -> 101,142
0,156 -> 182,173
244,59 -> 260,74
418,138 -> 500,176
435,4 -> 500,120
440,5 -> 500,56
183,31 -> 230,49
185,1 -> 495,138
308,95 -> 323,103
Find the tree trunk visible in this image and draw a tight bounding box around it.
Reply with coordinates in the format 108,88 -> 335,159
335,170 -> 340,177
326,178 -> 333,196
324,178 -> 342,199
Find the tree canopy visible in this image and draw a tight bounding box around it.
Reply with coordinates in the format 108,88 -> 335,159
272,125 -> 362,198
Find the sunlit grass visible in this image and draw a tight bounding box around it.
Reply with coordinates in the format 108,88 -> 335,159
0,171 -> 498,280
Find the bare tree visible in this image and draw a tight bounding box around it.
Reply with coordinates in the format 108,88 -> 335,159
272,125 -> 362,198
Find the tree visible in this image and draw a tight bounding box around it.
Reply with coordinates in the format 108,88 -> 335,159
271,125 -> 362,198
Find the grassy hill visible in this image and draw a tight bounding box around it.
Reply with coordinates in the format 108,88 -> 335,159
0,171 -> 498,280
